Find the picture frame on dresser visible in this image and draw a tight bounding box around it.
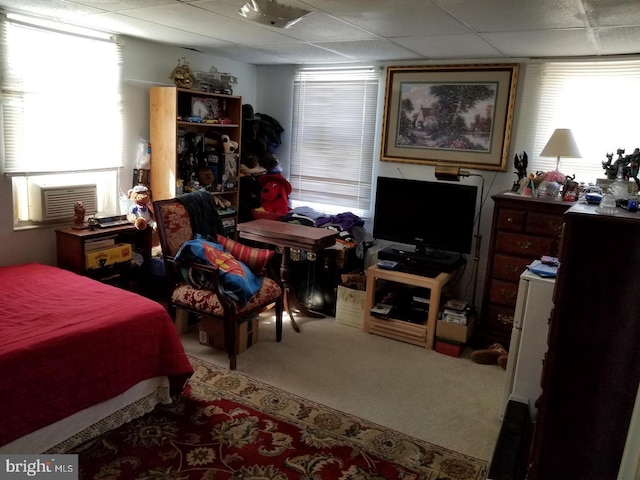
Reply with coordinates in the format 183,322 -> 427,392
380,64 -> 519,171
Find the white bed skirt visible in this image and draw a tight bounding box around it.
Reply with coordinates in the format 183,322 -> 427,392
0,376 -> 172,454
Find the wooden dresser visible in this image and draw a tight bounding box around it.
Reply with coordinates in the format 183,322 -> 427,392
476,192 -> 572,348
528,202 -> 640,479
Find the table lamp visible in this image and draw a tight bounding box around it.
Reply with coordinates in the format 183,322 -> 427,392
540,128 -> 582,173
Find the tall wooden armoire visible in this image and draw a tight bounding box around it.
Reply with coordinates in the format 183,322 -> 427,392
529,202 -> 640,479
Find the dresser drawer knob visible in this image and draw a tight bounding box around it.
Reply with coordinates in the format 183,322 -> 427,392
507,217 -> 514,223
517,240 -> 532,249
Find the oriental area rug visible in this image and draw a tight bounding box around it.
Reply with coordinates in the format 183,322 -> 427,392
72,356 -> 487,479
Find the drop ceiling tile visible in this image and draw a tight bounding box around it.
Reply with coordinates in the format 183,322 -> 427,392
121,2 -> 295,45
436,0 -> 586,32
71,0 -> 182,13
193,0 -> 376,43
394,34 -> 505,59
315,39 -> 422,62
0,0 -> 102,19
596,26 -> 640,55
249,42 -> 355,64
1,0 -> 639,64
484,29 -> 597,57
299,0 -> 472,37
584,0 -> 640,27
207,45 -> 299,65
79,12 -> 232,47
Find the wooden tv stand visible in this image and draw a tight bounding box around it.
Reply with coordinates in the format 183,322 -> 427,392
363,265 -> 453,349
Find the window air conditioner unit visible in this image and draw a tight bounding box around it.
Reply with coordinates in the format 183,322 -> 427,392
28,183 -> 98,223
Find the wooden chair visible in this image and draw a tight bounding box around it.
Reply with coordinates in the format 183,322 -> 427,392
153,195 -> 283,370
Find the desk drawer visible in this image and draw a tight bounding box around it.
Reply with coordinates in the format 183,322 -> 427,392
526,212 -> 564,237
492,254 -> 530,282
489,278 -> 519,307
497,208 -> 526,232
495,231 -> 557,258
484,303 -> 516,328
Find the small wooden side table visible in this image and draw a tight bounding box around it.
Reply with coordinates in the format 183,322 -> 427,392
364,266 -> 453,350
236,219 -> 337,332
55,224 -> 152,282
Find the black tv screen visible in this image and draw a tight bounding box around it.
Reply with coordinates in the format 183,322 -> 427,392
372,176 -> 477,255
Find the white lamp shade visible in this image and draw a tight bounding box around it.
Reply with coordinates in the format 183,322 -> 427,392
540,128 -> 582,159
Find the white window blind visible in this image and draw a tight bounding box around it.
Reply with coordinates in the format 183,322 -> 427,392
290,66 -> 379,218
1,14 -> 123,175
516,58 -> 640,184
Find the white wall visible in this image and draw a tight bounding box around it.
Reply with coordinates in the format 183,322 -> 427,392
255,65 -> 297,177
0,36 -> 258,267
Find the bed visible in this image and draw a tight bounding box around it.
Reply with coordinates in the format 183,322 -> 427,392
0,263 -> 193,453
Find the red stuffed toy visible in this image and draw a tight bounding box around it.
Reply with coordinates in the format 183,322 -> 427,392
256,174 -> 291,216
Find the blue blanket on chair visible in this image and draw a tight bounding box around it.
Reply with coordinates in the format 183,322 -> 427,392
175,238 -> 262,305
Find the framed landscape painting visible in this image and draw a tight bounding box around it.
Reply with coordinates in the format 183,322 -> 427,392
381,64 -> 519,171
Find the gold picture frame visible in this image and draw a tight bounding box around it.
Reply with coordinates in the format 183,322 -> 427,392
381,64 -> 519,171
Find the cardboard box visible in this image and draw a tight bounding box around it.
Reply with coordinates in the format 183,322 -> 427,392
436,316 -> 475,343
435,337 -> 464,357
85,243 -> 133,269
335,285 -> 366,329
198,317 -> 259,354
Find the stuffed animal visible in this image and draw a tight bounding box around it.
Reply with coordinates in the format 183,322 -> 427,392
220,134 -> 238,153
239,151 -> 267,176
256,174 -> 291,216
128,185 -> 156,230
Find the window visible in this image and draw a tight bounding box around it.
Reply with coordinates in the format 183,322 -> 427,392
290,66 -> 379,219
1,13 -> 124,226
515,59 -> 640,184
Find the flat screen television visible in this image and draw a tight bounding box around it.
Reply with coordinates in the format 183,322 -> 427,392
372,176 -> 478,256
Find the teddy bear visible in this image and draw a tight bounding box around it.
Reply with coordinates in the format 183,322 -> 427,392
471,343 -> 508,370
254,174 -> 291,216
128,184 -> 156,230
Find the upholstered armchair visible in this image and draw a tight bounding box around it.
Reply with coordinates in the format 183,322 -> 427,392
153,193 -> 283,370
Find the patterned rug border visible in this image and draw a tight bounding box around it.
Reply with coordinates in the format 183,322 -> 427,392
186,355 -> 488,479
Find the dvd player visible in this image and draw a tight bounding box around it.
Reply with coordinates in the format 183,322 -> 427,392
95,214 -> 131,228
378,245 -> 464,275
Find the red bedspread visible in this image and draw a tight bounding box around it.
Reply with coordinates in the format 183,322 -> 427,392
0,263 -> 193,447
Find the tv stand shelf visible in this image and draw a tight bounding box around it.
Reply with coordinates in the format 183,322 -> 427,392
364,266 -> 453,349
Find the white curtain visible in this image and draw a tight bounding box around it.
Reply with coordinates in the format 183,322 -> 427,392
1,13 -> 124,222
515,58 -> 640,184
290,66 -> 380,218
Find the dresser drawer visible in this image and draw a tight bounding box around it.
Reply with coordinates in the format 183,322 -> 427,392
492,254 -> 530,282
489,278 -> 519,307
526,212 -> 564,237
484,302 -> 516,329
495,231 -> 558,258
497,208 -> 526,232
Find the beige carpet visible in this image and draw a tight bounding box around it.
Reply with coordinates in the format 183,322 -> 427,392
180,311 -> 505,462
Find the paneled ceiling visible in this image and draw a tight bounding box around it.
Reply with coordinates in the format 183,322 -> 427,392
0,0 -> 638,65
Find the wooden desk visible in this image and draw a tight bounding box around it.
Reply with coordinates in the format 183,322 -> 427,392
56,224 -> 152,275
237,219 -> 337,331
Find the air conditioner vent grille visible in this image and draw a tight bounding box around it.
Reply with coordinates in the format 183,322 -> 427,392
29,183 -> 98,222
